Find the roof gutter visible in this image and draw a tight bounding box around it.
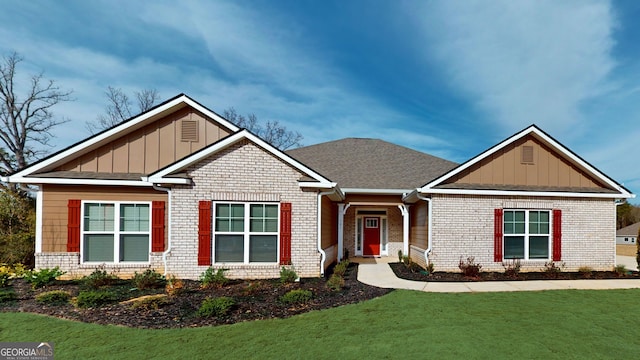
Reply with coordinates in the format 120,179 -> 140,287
152,184 -> 173,276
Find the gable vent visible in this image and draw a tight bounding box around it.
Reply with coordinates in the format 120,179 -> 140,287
181,120 -> 198,142
521,145 -> 534,164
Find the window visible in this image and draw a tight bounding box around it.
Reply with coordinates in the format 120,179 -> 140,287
214,203 -> 278,263
82,202 -> 150,263
503,210 -> 550,260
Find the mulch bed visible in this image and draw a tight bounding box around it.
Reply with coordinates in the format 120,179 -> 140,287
389,262 -> 640,282
0,263 -> 391,329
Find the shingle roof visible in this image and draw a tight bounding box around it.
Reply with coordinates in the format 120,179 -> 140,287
617,222 -> 640,237
286,138 -> 457,190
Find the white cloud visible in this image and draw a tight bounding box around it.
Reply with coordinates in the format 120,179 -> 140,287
414,0 -> 617,137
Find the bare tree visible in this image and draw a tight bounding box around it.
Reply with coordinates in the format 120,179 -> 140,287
86,87 -> 160,134
0,52 -> 72,176
223,108 -> 303,150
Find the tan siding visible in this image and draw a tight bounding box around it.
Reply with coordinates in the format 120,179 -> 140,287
409,201 -> 429,249
53,106 -> 232,175
445,135 -> 607,190
41,184 -> 168,253
321,196 -> 337,249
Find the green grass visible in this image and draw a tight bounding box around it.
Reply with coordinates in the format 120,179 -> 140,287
1,289 -> 639,359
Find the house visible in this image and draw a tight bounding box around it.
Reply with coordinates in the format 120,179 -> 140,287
616,222 -> 640,245
2,94 -> 634,278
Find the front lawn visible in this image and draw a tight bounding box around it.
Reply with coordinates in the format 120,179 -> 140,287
1,289 -> 639,359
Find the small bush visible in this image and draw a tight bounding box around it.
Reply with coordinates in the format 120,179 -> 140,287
502,259 -> 521,279
198,296 -> 235,317
458,256 -> 482,278
0,269 -> 10,288
614,264 -> 627,277
36,290 -> 71,305
200,268 -> 229,288
426,262 -> 435,274
0,289 -> 16,303
280,267 -> 298,284
130,295 -> 171,310
326,274 -> 345,291
578,266 -> 593,279
165,275 -> 184,296
280,289 -> 313,305
23,267 -> 66,288
542,261 -> 565,279
333,260 -> 350,277
82,268 -> 119,288
133,269 -> 166,289
76,290 -> 118,308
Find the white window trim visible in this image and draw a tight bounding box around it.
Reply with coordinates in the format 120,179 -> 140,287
212,202 -> 280,264
503,209 -> 552,261
80,200 -> 152,264
355,210 -> 389,256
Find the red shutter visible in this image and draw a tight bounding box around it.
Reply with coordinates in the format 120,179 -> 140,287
494,209 -> 503,262
280,203 -> 292,265
198,201 -> 212,266
67,199 -> 81,252
552,209 -> 562,261
151,201 -> 165,252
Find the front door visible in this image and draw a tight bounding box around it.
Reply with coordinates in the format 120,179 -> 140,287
363,217 -> 381,256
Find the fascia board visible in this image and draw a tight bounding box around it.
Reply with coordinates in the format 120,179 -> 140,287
9,177 -> 154,187
422,125 -> 633,198
11,95 -> 240,179
151,130 -> 332,184
422,187 -> 635,199
341,188 -> 410,195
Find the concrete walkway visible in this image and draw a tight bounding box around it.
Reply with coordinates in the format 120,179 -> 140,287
354,257 -> 640,293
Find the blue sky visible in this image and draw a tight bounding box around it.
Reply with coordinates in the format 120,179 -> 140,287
1,0 -> 638,200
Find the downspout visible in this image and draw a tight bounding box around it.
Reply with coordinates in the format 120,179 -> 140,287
153,184 -> 172,276
17,184 -> 42,255
417,193 -> 432,269
318,189 -> 337,276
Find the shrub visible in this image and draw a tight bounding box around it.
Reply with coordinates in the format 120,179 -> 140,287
200,268 -> 229,288
198,296 -> 235,317
165,275 -> 184,296
0,268 -> 10,287
502,259 -> 521,279
578,266 -> 593,279
0,289 -> 16,303
130,294 -> 171,310
542,261 -> 565,279
82,268 -> 119,288
280,289 -> 312,305
426,262 -> 435,274
333,260 -> 350,277
76,290 -> 118,308
279,267 -> 298,284
326,274 -> 344,291
133,269 -> 166,289
398,250 -> 403,263
458,256 -> 482,278
36,290 -> 71,305
614,264 -> 627,277
23,267 -> 65,288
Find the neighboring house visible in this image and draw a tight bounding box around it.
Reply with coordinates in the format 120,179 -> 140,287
616,222 -> 640,245
2,94 -> 634,278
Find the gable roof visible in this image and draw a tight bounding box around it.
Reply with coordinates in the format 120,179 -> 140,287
286,138 -> 458,193
4,94 -> 239,185
147,129 -> 339,192
617,222 -> 640,237
418,125 -> 634,199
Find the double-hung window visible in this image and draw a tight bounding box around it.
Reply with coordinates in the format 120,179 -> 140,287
82,202 -> 150,263
214,203 -> 279,263
503,210 -> 550,260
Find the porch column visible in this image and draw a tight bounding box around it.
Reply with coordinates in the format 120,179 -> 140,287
398,204 -> 410,256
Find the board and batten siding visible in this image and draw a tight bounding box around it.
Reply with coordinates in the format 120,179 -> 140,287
55,107 -> 231,175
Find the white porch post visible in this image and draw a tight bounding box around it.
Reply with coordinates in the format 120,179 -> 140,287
398,204 -> 410,256
337,203 -> 345,261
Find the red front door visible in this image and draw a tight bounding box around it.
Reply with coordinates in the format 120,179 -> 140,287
363,217 -> 380,256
